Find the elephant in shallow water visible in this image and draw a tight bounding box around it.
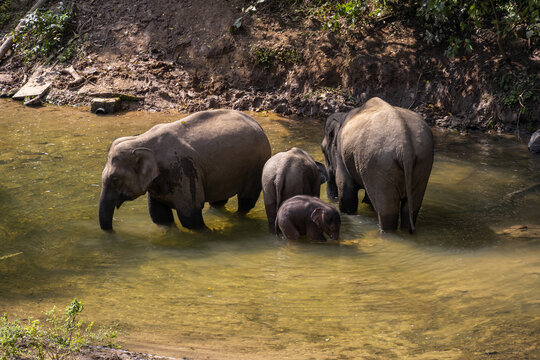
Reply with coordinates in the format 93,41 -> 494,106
275,195 -> 341,242
99,109 -> 271,230
262,147 -> 327,232
321,97 -> 434,233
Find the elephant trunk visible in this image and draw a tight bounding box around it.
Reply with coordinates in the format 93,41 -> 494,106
99,187 -> 117,230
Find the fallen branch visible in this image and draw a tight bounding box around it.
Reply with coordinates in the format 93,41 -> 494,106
62,65 -> 84,87
0,0 -> 49,61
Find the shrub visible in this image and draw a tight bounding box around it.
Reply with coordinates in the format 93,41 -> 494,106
11,2 -> 74,64
0,299 -> 118,360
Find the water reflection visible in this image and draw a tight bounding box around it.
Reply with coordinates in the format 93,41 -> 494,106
0,100 -> 539,359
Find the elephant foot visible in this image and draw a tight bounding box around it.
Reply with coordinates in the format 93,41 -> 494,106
177,210 -> 206,230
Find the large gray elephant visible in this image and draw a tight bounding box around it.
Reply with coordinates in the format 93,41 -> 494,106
99,109 -> 271,230
261,147 -> 327,232
321,97 -> 434,233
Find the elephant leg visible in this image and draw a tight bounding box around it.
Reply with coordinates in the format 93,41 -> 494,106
336,166 -> 359,214
306,225 -> 326,242
148,195 -> 175,225
238,169 -> 263,213
264,202 -> 278,233
400,199 -> 420,233
278,219 -> 301,241
210,199 -> 228,207
371,190 -> 400,233
177,208 -> 205,229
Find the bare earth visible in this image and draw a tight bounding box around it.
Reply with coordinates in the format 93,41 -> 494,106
0,0 -> 538,133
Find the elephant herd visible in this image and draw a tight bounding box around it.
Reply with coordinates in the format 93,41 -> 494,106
99,97 -> 435,240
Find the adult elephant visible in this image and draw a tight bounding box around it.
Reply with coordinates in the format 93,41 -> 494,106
321,97 -> 434,233
262,147 -> 327,232
99,109 -> 271,230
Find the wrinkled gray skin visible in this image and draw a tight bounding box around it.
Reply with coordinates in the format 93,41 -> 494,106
275,195 -> 341,241
528,130 -> 540,153
322,97 -> 434,233
262,147 -> 328,232
99,109 -> 271,231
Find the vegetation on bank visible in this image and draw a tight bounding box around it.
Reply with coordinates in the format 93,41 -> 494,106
255,0 -> 538,58
0,299 -> 118,360
0,0 -> 538,131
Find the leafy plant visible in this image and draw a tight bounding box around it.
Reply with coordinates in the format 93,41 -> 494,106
230,0 -> 266,33
249,44 -> 302,67
0,0 -> 11,27
0,299 -> 118,360
11,2 -> 74,64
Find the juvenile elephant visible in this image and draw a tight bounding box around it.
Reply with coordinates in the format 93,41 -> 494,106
99,109 -> 271,230
275,195 -> 341,241
321,97 -> 434,233
262,147 -> 327,232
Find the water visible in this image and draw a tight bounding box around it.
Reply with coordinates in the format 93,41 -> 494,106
1,99 -> 539,359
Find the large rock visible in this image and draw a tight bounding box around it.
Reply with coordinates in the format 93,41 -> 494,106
12,66 -> 56,100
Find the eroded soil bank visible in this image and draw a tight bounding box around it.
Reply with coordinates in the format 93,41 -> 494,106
0,0 -> 538,135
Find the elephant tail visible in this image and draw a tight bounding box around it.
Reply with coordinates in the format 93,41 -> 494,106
403,154 -> 416,234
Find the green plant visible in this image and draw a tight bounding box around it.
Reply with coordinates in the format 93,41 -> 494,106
0,0 -> 11,27
230,0 -> 266,33
11,3 -> 74,64
249,44 -> 302,67
0,299 -> 118,360
417,0 -> 539,57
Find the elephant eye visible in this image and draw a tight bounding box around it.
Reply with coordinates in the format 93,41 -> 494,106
110,177 -> 120,186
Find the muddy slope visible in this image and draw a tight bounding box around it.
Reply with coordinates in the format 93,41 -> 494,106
0,0 -> 538,133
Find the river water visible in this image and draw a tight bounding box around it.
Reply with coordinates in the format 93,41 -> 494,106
0,99 -> 539,359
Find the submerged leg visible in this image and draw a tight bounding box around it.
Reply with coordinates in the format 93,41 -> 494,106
148,195 -> 175,225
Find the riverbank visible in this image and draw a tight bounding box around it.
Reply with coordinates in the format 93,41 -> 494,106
0,0 -> 538,134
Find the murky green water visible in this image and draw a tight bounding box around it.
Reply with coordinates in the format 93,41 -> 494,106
1,99 -> 539,359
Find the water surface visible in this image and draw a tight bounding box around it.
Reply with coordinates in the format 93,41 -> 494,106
1,99 -> 539,359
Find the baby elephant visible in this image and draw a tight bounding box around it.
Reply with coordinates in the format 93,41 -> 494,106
262,147 -> 327,232
275,195 -> 341,242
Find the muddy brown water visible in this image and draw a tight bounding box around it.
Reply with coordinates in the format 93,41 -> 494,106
0,99 -> 539,359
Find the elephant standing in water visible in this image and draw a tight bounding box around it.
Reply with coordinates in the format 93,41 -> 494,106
262,147 -> 327,232
322,97 -> 434,233
99,109 -> 271,230
275,195 -> 341,242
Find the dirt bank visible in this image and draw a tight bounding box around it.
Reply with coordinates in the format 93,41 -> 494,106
1,0 -> 538,134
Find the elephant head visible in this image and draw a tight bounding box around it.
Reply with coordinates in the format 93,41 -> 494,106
99,144 -> 159,230
321,112 -> 347,199
311,206 -> 341,241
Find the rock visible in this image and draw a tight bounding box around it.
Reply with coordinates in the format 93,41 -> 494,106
91,97 -> 120,114
12,66 -> 55,101
496,225 -> 540,239
206,95 -> 220,108
23,95 -> 43,107
528,130 -> 540,153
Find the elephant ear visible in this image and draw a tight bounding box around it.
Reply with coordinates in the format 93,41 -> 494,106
133,148 -> 159,191
315,161 -> 328,184
310,208 -> 325,227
